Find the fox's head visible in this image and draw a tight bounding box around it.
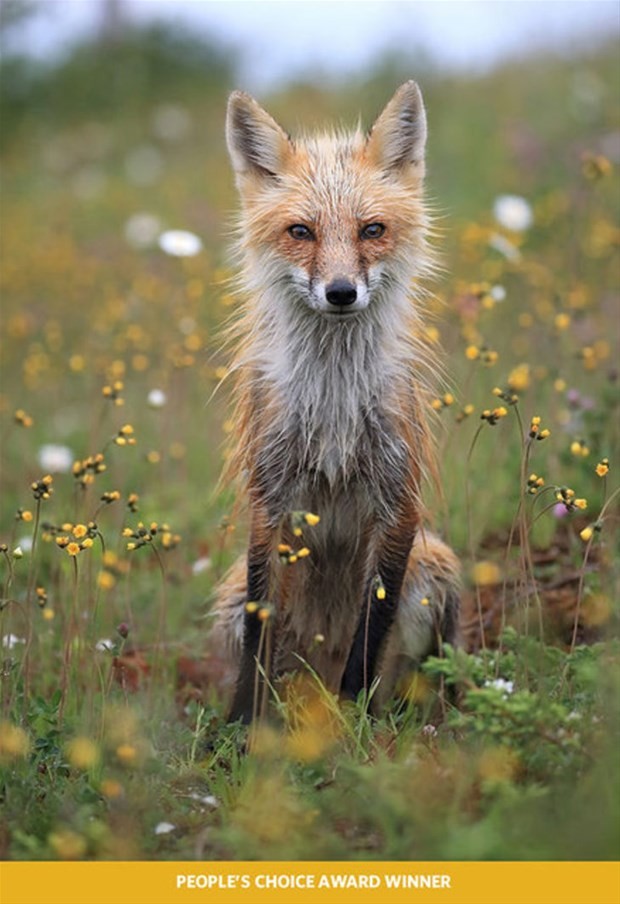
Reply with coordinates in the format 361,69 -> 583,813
226,82 -> 430,320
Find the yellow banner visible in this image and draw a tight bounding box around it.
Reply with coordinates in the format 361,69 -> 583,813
1,861 -> 619,904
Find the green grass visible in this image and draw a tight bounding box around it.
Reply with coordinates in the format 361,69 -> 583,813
0,33 -> 619,861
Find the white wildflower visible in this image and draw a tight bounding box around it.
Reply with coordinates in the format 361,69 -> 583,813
484,678 -> 515,697
124,213 -> 162,249
158,230 -> 203,258
147,389 -> 167,409
488,232 -> 521,262
421,724 -> 438,739
154,821 -> 176,835
188,791 -> 220,808
37,444 -> 73,474
3,634 -> 26,649
493,194 -> 533,232
191,556 -> 212,575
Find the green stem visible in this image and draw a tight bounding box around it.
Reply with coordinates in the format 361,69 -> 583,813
21,498 -> 42,703
464,422 -> 486,653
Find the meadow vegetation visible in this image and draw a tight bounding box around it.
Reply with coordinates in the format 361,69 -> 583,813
1,25 -> 619,861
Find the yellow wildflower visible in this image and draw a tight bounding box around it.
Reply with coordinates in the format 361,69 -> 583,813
507,363 -> 530,392
482,349 -> 498,366
97,571 -> 115,591
471,561 -> 502,587
48,829 -> 87,860
115,744 -> 137,765
596,459 -> 609,477
570,440 -> 590,458
66,737 -> 99,770
0,722 -> 31,761
100,779 -> 123,799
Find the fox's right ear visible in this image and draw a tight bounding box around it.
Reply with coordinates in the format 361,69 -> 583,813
226,91 -> 291,180
366,80 -> 427,173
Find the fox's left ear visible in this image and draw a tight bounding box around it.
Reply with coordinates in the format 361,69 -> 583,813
366,81 -> 427,172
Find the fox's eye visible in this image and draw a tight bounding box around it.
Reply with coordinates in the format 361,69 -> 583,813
288,224 -> 315,241
360,222 -> 385,239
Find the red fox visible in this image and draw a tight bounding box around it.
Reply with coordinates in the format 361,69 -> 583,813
209,82 -> 460,723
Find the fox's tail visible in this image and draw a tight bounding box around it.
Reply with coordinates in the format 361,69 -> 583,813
375,531 -> 460,708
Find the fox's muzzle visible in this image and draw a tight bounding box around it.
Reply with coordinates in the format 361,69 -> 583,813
325,278 -> 358,307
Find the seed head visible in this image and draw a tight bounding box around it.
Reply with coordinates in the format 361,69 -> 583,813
14,409 -> 34,428
31,475 -> 54,500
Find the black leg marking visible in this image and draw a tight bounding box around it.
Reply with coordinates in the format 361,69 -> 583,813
340,533 -> 415,701
228,550 -> 272,724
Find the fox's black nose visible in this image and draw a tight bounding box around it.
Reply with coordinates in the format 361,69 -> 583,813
325,279 -> 357,307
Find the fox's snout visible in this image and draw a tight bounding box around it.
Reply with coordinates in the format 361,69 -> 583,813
324,278 -> 358,307
311,273 -> 370,315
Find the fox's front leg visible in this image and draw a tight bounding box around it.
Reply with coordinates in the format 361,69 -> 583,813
340,506 -> 418,702
228,503 -> 275,724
